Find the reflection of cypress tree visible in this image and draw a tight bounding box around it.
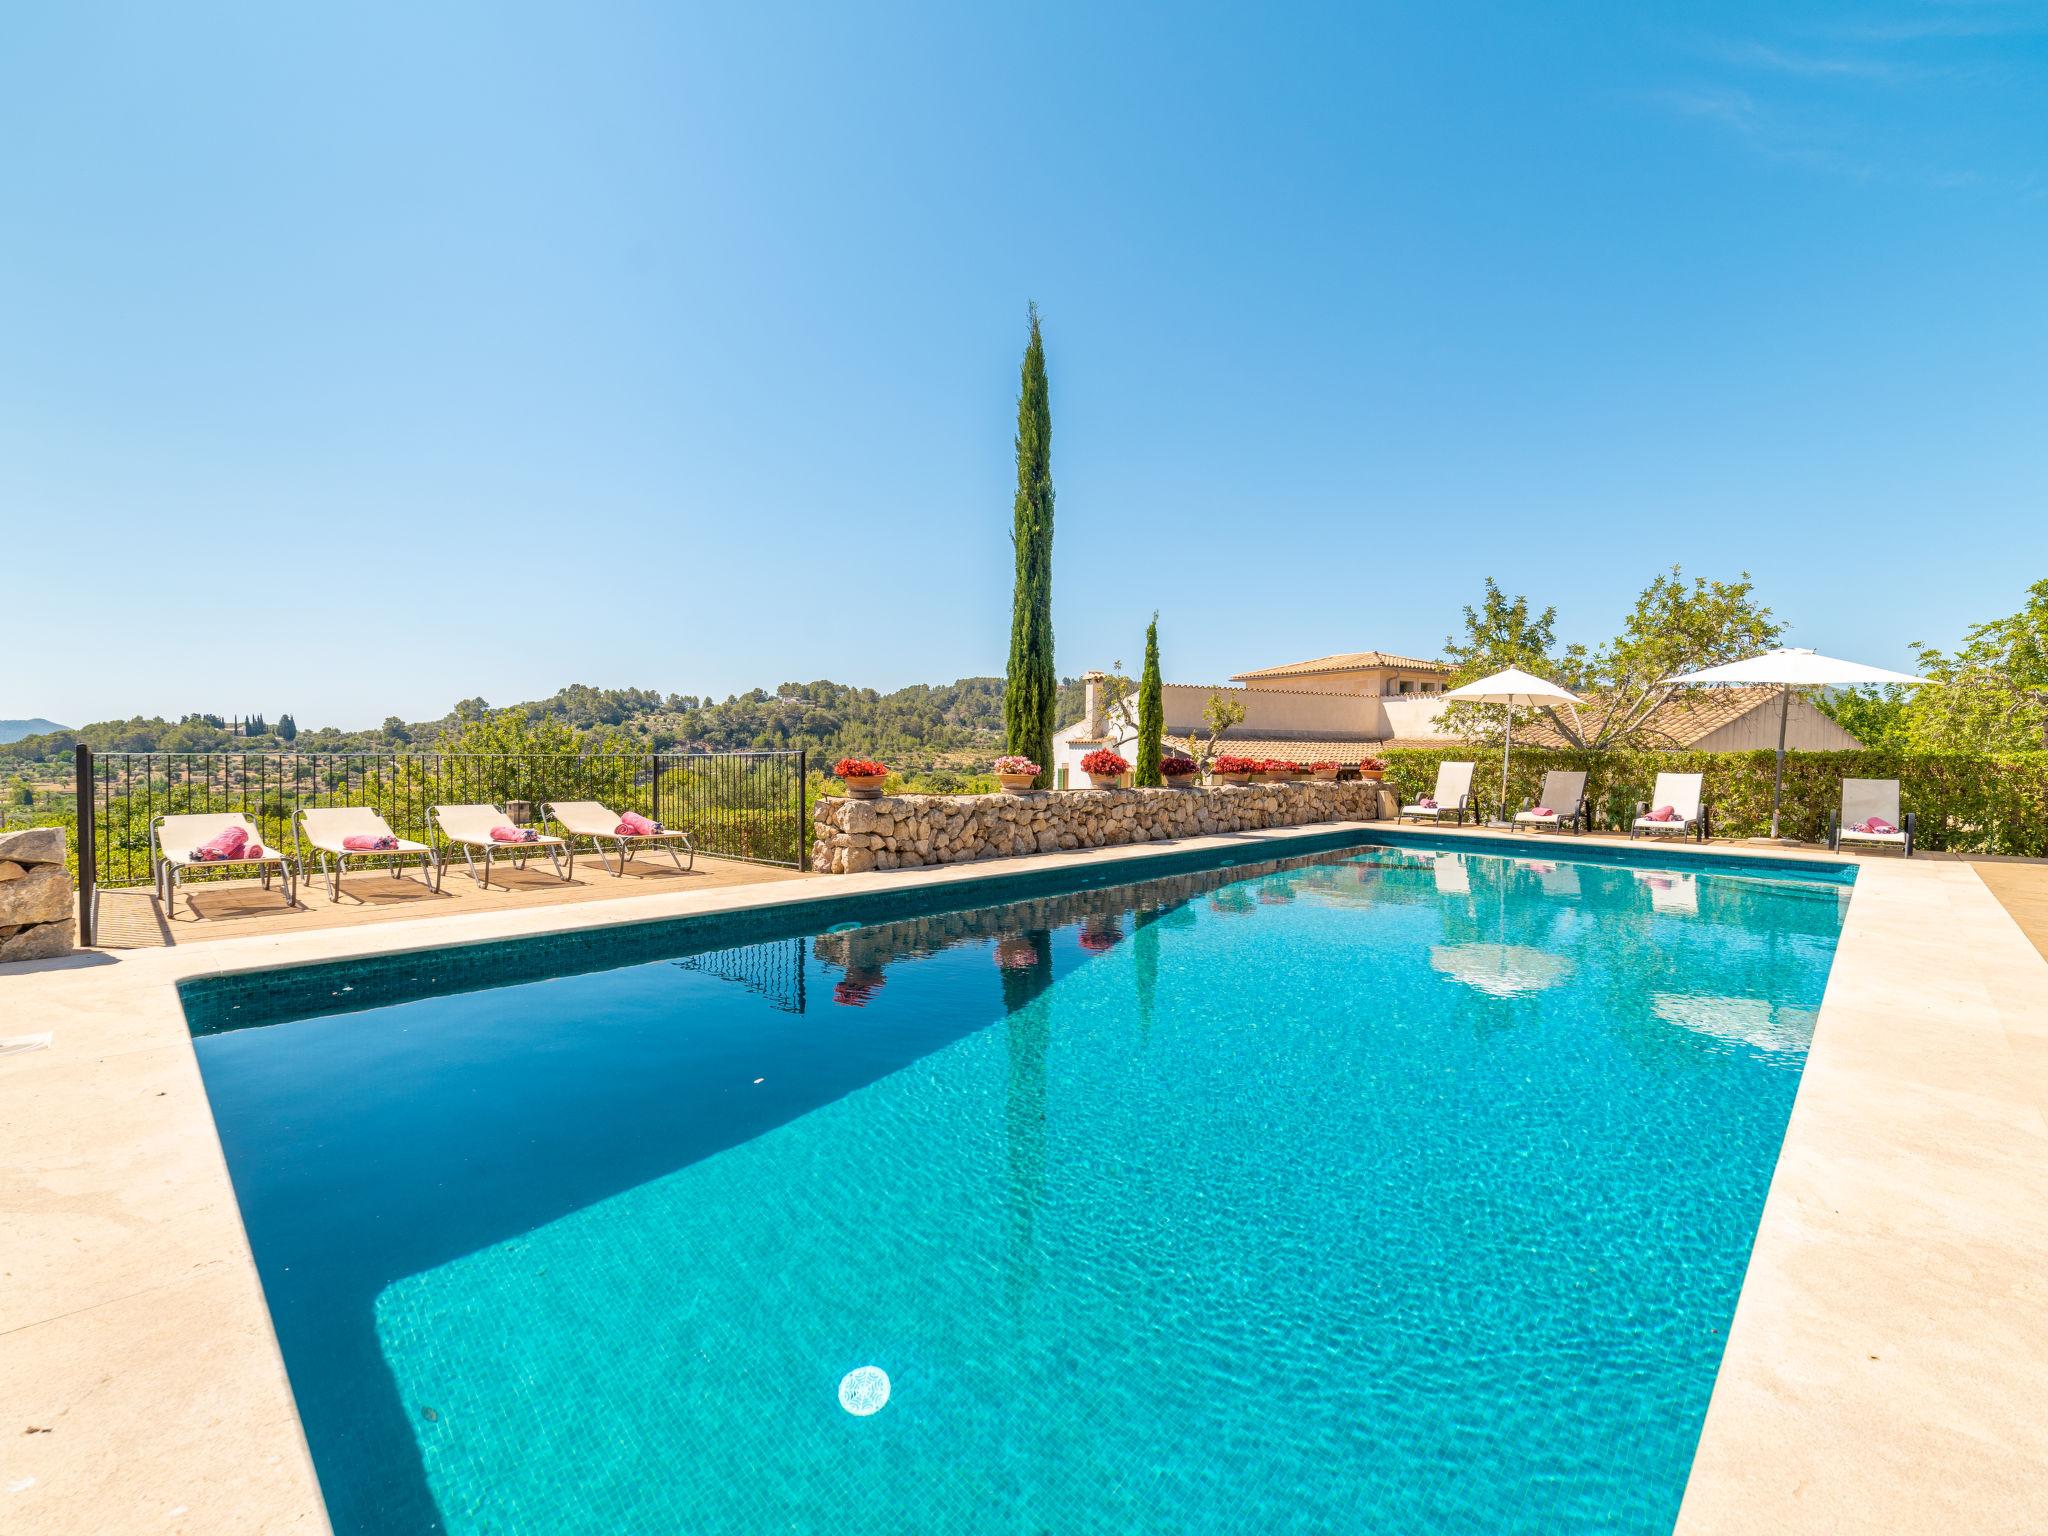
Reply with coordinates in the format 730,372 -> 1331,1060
1000,929 -> 1054,1309
1133,905 -> 1161,1044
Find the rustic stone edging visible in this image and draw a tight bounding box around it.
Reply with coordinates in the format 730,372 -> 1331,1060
0,826 -> 74,963
810,782 -> 1393,873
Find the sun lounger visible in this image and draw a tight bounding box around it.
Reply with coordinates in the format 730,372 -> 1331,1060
433,803 -> 574,887
151,812 -> 299,918
299,808 -> 442,900
1514,770 -> 1588,834
1830,778 -> 1915,857
1631,773 -> 1707,842
1399,761 -> 1476,826
544,800 -> 695,877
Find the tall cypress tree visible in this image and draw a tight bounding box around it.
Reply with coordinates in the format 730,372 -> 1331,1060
1003,304 -> 1057,786
1135,612 -> 1163,786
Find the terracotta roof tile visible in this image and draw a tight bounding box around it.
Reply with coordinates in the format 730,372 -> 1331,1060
1476,685 -> 1786,749
1230,650 -> 1451,681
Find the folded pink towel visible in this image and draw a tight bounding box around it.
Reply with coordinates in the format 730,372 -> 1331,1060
1529,807 -> 1554,817
190,826 -> 249,861
617,811 -> 662,835
1646,805 -> 1679,822
490,825 -> 538,843
342,833 -> 399,852
1854,817 -> 1898,835
1418,796 -> 1437,809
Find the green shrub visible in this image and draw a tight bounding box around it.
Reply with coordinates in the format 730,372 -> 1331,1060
1378,747 -> 2048,854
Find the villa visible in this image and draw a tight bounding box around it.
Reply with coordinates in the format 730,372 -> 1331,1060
1053,647 -> 1860,783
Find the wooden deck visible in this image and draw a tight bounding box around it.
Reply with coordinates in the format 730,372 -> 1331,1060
1966,855 -> 2048,965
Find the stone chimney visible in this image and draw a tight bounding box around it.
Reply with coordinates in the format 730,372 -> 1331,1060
1081,670 -> 1107,739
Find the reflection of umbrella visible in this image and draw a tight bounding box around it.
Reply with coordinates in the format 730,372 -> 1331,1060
1652,993 -> 1816,1053
1441,667 -> 1584,823
1430,943 -> 1574,998
1660,647 -> 1922,838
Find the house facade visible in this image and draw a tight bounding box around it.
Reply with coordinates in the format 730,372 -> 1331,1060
1052,649 -> 1861,786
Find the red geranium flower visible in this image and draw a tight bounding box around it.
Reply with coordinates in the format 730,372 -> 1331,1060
1080,748 -> 1130,775
1213,755 -> 1259,775
833,758 -> 888,779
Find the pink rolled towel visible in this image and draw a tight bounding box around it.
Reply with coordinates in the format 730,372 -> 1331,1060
1418,796 -> 1437,809
1529,807 -> 1554,818
190,826 -> 248,861
342,833 -> 399,852
616,811 -> 662,835
490,825 -> 538,843
1646,805 -> 1679,822
1855,817 -> 1898,835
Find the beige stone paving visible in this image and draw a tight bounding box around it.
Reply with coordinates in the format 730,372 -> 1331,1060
3,820 -> 2046,1533
93,850 -> 808,948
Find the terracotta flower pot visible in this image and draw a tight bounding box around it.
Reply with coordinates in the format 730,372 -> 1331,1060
1358,769 -> 1384,782
1312,769 -> 1340,782
997,773 -> 1038,794
1163,771 -> 1197,790
840,773 -> 887,801
1215,772 -> 1253,786
1086,772 -> 1124,790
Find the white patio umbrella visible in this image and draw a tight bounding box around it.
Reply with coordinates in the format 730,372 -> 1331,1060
1659,647 -> 1923,839
1440,666 -> 1584,824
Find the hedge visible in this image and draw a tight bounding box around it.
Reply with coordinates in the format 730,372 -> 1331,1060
1375,748 -> 2048,856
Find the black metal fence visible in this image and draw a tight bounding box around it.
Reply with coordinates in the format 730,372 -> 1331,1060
74,745 -> 807,940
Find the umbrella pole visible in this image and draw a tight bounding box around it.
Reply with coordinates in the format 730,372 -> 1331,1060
1770,687 -> 1789,839
1500,704 -> 1512,824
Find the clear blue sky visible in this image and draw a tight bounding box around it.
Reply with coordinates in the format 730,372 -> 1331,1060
6,2 -> 2045,729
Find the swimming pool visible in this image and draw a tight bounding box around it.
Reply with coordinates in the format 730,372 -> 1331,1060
182,832 -> 1853,1534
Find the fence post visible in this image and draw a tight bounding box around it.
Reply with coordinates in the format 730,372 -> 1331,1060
650,752 -> 664,826
797,750 -> 807,870
74,743 -> 96,947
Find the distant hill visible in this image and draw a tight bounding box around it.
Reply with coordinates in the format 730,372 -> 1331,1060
0,681 -> 1092,772
0,719 -> 68,744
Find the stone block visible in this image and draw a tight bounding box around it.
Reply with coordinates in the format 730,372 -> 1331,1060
0,920 -> 72,963
0,827 -> 64,866
0,865 -> 71,927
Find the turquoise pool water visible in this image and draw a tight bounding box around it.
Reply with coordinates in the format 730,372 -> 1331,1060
185,835 -> 1852,1534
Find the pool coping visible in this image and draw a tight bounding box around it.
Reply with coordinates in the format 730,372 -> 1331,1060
4,820 -> 2044,1533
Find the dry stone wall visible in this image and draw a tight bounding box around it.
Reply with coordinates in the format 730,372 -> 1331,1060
0,828 -> 75,963
811,782 -> 1393,874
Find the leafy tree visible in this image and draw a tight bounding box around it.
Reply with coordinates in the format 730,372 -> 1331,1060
1436,579 -> 1562,745
1135,613 -> 1164,786
1439,569 -> 1782,751
276,713 -> 297,742
1902,578 -> 2048,750
1173,692 -> 1245,774
1549,568 -> 1783,750
1443,578 -> 1560,677
1003,303 -> 1057,787
1815,687 -> 1911,749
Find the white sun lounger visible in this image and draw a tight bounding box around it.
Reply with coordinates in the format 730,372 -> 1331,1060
1631,772 -> 1707,842
1399,761 -> 1476,826
151,812 -> 299,918
299,808 -> 442,901
1514,770 -> 1588,834
433,803 -> 574,887
544,800 -> 695,877
1830,778 -> 1915,856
